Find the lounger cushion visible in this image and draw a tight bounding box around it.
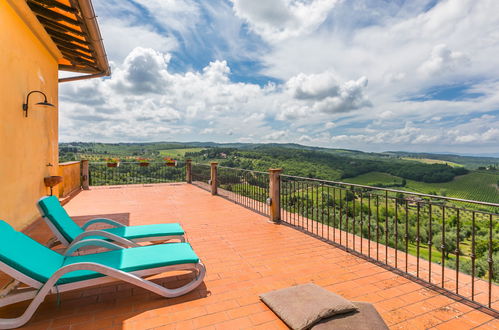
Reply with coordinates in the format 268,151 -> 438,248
260,283 -> 358,330
311,302 -> 388,329
58,242 -> 199,284
38,196 -> 185,244
38,196 -> 84,242
100,223 -> 185,240
0,221 -> 63,283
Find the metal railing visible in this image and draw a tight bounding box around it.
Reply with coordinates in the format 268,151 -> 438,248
280,174 -> 498,313
191,164 -> 270,215
89,162 -> 185,186
217,166 -> 270,216
87,159 -> 498,312
191,163 -> 211,191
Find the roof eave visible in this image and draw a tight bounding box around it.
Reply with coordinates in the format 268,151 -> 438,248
63,0 -> 110,77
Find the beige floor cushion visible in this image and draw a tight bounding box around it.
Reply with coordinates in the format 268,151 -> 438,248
260,283 -> 358,330
312,302 -> 388,330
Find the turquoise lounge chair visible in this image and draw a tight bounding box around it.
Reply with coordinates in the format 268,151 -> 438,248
0,220 -> 206,329
37,196 -> 185,250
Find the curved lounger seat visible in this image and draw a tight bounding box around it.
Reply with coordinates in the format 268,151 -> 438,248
37,196 -> 185,249
0,220 -> 205,329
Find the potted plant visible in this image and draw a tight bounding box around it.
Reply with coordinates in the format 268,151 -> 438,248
164,157 -> 177,167
137,157 -> 150,167
106,158 -> 119,167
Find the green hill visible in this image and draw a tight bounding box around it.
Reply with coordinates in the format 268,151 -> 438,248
344,171 -> 499,204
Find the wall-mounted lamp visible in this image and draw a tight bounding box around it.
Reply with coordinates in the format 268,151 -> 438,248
22,90 -> 55,117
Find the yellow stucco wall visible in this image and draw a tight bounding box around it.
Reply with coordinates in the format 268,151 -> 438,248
0,0 -> 59,230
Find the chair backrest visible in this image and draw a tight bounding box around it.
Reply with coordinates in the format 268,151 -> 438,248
0,220 -> 63,283
37,196 -> 83,243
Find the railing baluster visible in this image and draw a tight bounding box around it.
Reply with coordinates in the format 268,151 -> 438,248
395,196 -> 398,269
416,202 -> 421,278
488,214 -> 493,308
428,203 -> 433,283
368,194 -> 371,258
300,181 -> 306,229
284,177 -> 287,222
316,183 -> 319,235
471,211 -> 476,301
321,183 -> 324,238
252,175 -> 255,211
376,195 -> 380,261
346,188 -> 349,251
295,179 -> 298,226
327,185 -> 330,240
353,188 -> 356,252
385,190 -> 389,265
339,189 -> 343,247
333,187 -> 337,242
306,183 -> 309,232
441,206 -> 446,288
405,199 -> 409,273
456,209 -> 460,295
360,191 -> 364,254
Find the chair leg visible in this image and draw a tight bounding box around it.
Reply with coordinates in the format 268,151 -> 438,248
0,262 -> 206,329
0,283 -> 54,329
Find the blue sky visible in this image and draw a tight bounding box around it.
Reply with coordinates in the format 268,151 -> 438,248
59,0 -> 499,155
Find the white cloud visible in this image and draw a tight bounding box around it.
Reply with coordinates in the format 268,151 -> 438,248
483,128 -> 499,141
261,0 -> 499,97
201,128 -> 215,134
99,18 -> 178,62
60,47 -> 373,143
298,135 -> 312,142
60,48 -> 271,142
60,46 -> 499,154
418,44 -> 470,77
287,71 -> 341,100
264,130 -> 288,140
231,0 -> 338,41
379,111 -> 395,119
325,114 -> 499,151
112,47 -> 172,94
277,73 -> 371,120
59,0 -> 499,154
133,0 -> 201,35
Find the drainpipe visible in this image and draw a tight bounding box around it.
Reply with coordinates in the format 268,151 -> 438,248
59,71 -> 108,83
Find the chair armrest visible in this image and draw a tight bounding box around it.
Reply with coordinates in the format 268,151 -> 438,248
63,239 -> 124,256
81,218 -> 126,230
70,230 -> 140,248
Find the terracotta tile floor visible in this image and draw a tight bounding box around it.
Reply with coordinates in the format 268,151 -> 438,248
3,183 -> 497,329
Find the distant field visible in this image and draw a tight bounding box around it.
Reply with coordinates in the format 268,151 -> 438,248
402,157 -> 463,167
343,171 -> 499,204
159,148 -> 205,158
406,171 -> 499,203
342,172 -> 402,185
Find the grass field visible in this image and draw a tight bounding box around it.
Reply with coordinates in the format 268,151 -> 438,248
343,171 -> 499,204
405,171 -> 499,203
159,148 -> 205,158
343,172 -> 403,186
402,157 -> 463,167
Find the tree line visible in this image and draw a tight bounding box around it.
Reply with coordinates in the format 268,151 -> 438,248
187,146 -> 469,183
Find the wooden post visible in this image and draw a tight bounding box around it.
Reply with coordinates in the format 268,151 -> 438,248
81,160 -> 89,190
210,162 -> 218,195
269,168 -> 282,223
186,159 -> 192,183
